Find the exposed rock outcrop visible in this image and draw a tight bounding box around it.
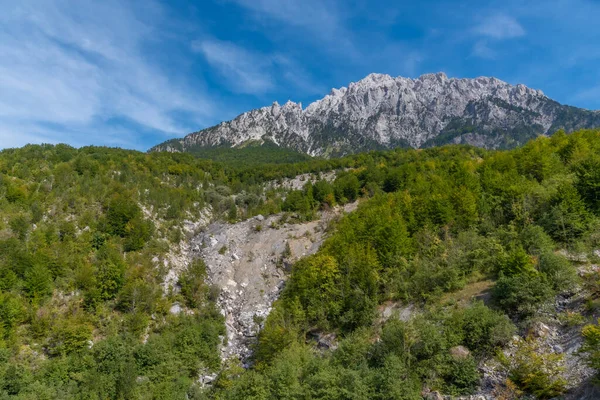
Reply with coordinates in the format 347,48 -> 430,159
190,203 -> 357,363
152,73 -> 600,156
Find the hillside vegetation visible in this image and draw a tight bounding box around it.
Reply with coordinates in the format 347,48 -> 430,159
1,131 -> 600,398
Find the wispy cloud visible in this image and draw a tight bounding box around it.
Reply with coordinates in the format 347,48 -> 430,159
0,0 -> 211,149
193,39 -> 324,97
193,40 -> 275,94
229,0 -> 358,58
474,13 -> 526,39
471,40 -> 496,59
231,0 -> 342,36
469,13 -> 525,60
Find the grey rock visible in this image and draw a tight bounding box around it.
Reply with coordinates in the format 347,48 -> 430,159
191,204 -> 355,362
152,73 -> 600,156
450,345 -> 471,360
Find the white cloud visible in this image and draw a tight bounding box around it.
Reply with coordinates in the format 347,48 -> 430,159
471,40 -> 496,59
474,13 -> 525,39
193,39 -> 324,96
0,0 -> 212,149
231,0 -> 341,35
193,40 -> 275,94
229,0 -> 358,58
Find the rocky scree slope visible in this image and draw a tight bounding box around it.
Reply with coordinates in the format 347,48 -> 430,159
186,203 -> 357,363
152,73 -> 600,156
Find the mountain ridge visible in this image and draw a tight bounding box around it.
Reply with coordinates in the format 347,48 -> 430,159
152,72 -> 600,157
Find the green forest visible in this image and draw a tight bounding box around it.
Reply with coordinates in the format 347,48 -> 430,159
1,130 -> 600,399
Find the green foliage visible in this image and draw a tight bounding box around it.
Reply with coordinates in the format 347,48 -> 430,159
282,190 -> 313,216
449,301 -> 516,356
24,262 -> 53,300
184,139 -> 312,167
0,293 -> 24,338
95,244 -> 127,301
581,320 -> 600,375
503,339 -> 567,399
574,156 -> 600,213
1,131 -> 600,398
285,254 -> 341,329
106,194 -> 143,237
492,273 -> 554,319
9,214 -> 29,241
123,217 -> 154,252
540,184 -> 590,243
333,173 -> 360,204
538,251 -> 578,291
178,259 -> 210,309
47,317 -> 93,356
497,246 -> 536,277
312,179 -> 335,208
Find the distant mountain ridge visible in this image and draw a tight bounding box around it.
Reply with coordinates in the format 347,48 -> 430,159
151,72 -> 600,157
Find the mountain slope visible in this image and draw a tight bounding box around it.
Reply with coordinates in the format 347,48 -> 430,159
152,73 -> 600,156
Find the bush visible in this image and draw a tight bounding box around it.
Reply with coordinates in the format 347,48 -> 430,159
444,356 -> 480,395
492,273 -> 554,319
333,173 -> 360,204
540,185 -> 590,243
282,190 -> 312,215
313,180 -> 335,208
106,195 -> 142,237
581,320 -> 600,374
519,225 -> 554,256
285,255 -> 341,328
504,339 -> 567,399
9,214 -> 29,241
95,244 -> 126,301
451,301 -> 516,356
574,157 -> 600,213
538,251 -> 577,292
123,217 -> 154,252
47,319 -> 93,356
24,263 -> 53,300
178,259 -> 208,309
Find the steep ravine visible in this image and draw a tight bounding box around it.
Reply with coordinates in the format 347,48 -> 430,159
188,204 -> 357,363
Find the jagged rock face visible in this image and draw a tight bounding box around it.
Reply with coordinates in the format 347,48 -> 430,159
152,73 -> 600,156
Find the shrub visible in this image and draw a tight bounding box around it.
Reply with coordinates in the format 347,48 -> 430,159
47,319 -> 93,356
333,173 -> 360,204
9,214 -> 29,241
282,190 -> 312,215
123,217 -> 154,252
504,339 -> 567,399
451,301 -> 516,356
106,195 -> 142,237
538,251 -> 578,292
519,225 -> 554,256
285,254 -> 341,328
492,273 -> 554,319
95,244 -> 126,301
581,320 -> 600,374
444,356 -> 480,395
178,259 -> 208,309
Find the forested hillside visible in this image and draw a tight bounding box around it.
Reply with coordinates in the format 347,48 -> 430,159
2,131 -> 600,399
0,144 -> 333,398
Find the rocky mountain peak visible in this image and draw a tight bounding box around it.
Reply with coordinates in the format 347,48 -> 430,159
152,72 -> 600,156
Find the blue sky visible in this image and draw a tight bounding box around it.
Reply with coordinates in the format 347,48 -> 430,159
1,0 -> 599,151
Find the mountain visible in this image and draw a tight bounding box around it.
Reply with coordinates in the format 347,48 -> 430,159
151,72 -> 600,157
